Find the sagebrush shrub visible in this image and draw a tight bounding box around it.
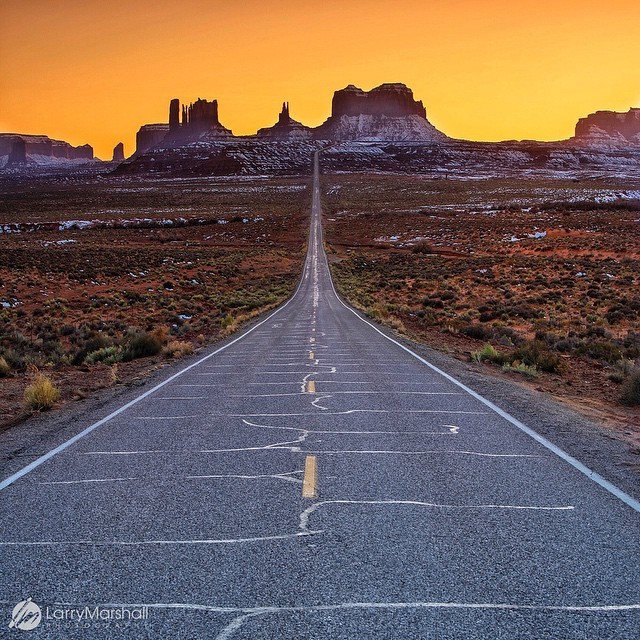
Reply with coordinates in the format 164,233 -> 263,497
461,324 -> 493,341
122,331 -> 162,361
72,333 -> 111,365
502,361 -> 539,377
472,344 -> 508,365
620,369 -> 640,406
84,346 -> 122,365
513,340 -> 563,373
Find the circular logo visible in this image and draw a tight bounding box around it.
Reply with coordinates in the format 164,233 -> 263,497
9,598 -> 42,631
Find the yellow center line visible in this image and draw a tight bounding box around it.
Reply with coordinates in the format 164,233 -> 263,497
302,455 -> 317,498
307,380 -> 316,393
309,352 -> 314,359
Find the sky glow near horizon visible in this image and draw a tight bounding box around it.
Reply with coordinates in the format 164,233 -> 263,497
1,0 -> 639,159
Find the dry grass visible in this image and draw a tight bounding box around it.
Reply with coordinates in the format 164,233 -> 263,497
163,340 -> 195,358
0,356 -> 10,377
219,300 -> 289,338
24,374 -> 60,411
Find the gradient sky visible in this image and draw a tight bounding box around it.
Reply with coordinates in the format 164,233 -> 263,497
1,0 -> 639,159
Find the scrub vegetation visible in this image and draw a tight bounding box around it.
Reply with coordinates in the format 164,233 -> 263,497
0,173 -> 309,427
323,173 -> 640,433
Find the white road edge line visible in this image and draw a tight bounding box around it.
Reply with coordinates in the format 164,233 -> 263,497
0,258 -> 313,492
322,229 -> 640,514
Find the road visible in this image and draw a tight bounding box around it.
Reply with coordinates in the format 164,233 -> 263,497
1,154 -> 639,639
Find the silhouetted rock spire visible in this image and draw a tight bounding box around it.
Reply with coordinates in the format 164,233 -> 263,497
256,101 -> 312,140
169,99 -> 180,132
278,102 -> 290,124
112,142 -> 125,162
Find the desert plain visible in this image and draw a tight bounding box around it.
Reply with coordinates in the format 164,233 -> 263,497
0,166 -> 638,451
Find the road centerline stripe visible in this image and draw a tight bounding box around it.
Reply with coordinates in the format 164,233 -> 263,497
302,455 -> 317,498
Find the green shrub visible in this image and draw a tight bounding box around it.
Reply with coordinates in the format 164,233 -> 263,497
513,340 -> 563,373
620,369 -> 640,406
72,333 -> 112,365
220,314 -> 235,329
576,340 -> 623,365
121,331 -> 162,361
608,358 -> 635,384
84,346 -> 123,365
2,349 -> 26,371
502,361 -> 539,377
494,326 -> 525,346
472,344 -> 508,365
24,374 -> 60,411
461,324 -> 493,341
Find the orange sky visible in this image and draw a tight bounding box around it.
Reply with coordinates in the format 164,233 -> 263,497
1,0 -> 639,159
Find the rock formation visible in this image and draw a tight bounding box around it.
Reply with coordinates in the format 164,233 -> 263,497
331,83 -> 427,118
173,98 -> 233,139
135,97 -> 233,153
133,85 -> 446,152
169,98 -> 180,132
256,102 -> 313,140
315,83 -> 447,142
0,134 -> 93,164
182,98 -> 219,132
8,138 -> 27,164
71,144 -> 93,159
573,108 -> 640,146
112,142 -> 125,162
136,124 -> 169,154
124,85 -> 640,173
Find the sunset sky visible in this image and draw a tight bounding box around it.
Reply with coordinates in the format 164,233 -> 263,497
1,0 -> 639,159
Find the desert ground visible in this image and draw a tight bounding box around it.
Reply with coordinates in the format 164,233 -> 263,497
321,173 -> 640,444
0,168 -> 638,448
0,169 -> 308,427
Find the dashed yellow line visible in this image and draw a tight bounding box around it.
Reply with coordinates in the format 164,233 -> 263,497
302,455 -> 317,498
307,380 -> 316,393
309,352 -> 314,360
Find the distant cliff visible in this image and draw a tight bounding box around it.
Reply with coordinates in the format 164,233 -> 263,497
572,108 -> 640,147
133,86 -> 640,153
0,134 -> 93,167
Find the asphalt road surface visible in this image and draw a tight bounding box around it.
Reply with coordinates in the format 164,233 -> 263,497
1,155 -> 639,639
